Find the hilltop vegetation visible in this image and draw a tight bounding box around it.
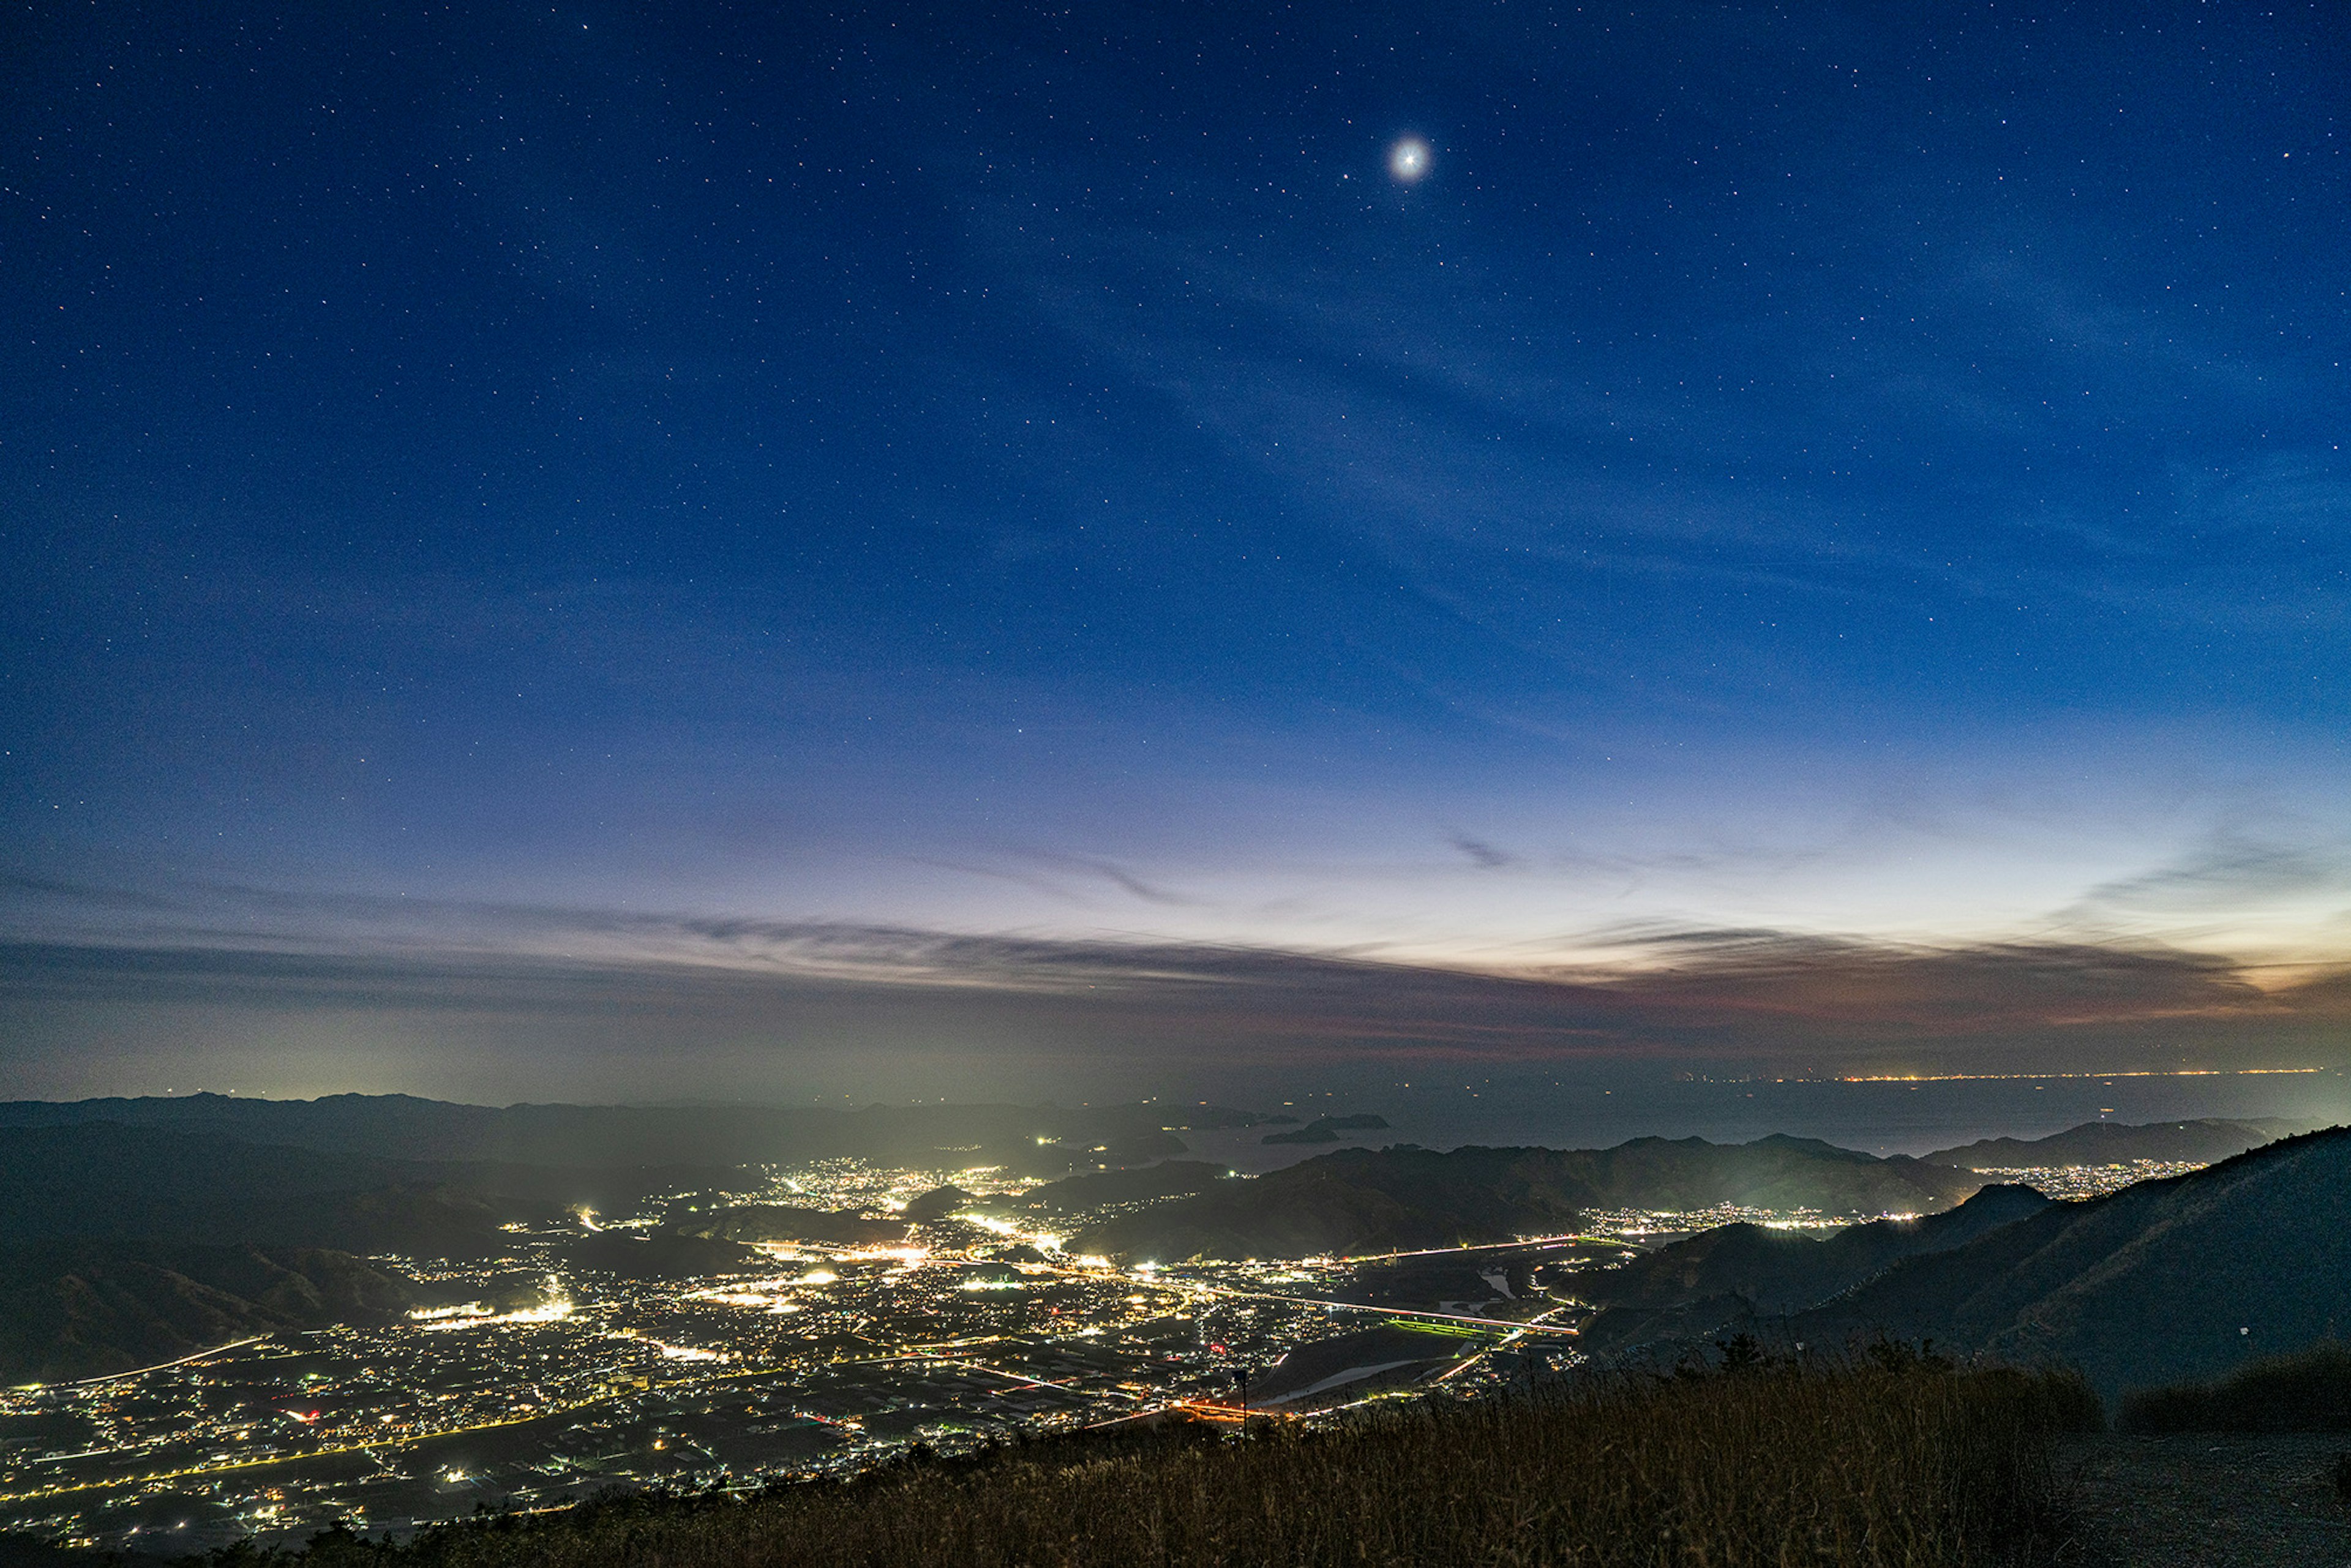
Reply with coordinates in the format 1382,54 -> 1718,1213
203,1361 -> 2096,1568
2119,1342 -> 2351,1433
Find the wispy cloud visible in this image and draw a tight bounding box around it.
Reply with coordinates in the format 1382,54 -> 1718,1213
1445,833 -> 1520,871
5,874 -> 2345,1084
2074,835 -> 2351,916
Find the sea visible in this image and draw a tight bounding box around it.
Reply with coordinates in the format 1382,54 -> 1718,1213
1175,1067 -> 2351,1174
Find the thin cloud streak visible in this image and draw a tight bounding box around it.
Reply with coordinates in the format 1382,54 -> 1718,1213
4,875 -> 2347,1090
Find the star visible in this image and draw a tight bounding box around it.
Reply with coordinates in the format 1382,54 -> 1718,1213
1389,136 -> 1431,183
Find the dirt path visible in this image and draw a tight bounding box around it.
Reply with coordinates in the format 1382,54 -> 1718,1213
2063,1434 -> 2351,1566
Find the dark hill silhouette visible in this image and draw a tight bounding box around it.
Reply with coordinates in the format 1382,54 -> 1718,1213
1074,1137 -> 1982,1261
1263,1114 -> 1392,1146
0,1123 -> 722,1255
0,1093 -> 1213,1174
899,1184 -> 978,1222
0,1242 -> 417,1385
1568,1185 -> 2050,1359
1790,1122 -> 2351,1396
1578,1184 -> 2052,1316
1921,1117 -> 2306,1169
1009,1160 -> 1235,1215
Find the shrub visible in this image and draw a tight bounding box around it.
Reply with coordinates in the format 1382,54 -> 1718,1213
2120,1341 -> 2351,1434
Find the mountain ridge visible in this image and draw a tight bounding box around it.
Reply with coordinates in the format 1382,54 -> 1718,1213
1920,1116 -> 2306,1169
1789,1122 -> 2351,1395
0,1093 -> 1215,1174
1074,1137 -> 1983,1261
0,1242 -> 419,1386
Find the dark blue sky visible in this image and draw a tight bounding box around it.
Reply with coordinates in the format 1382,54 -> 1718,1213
4,1 -> 2348,1105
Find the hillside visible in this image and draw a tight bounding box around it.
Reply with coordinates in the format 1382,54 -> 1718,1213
1791,1123 -> 2351,1396
1073,1136 -> 1981,1261
1577,1183 -> 2052,1316
0,1243 -> 417,1386
0,1123 -> 721,1376
1567,1185 -> 2049,1360
1922,1117 -> 2306,1169
0,1123 -> 719,1256
1002,1161 -> 1235,1215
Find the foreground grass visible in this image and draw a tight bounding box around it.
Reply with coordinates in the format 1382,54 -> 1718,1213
225,1361 -> 2097,1568
2120,1341 -> 2351,1433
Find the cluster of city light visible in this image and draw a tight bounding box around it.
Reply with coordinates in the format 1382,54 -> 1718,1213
0,1155 -> 1589,1548
687,1284 -> 806,1315
404,1304 -> 492,1323
407,1300 -> 575,1330
951,1212 -> 1066,1253
1972,1160 -> 2210,1200
1582,1206 -> 1868,1237
751,1243 -> 816,1263
405,1278 -> 573,1330
831,1245 -> 930,1269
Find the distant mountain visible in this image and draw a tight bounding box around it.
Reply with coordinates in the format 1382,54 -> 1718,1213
1264,1114 -> 1392,1146
0,1242 -> 416,1385
1009,1161 -> 1235,1216
1921,1117 -> 2306,1169
1577,1184 -> 2052,1316
0,1123 -> 722,1256
1789,1123 -> 2351,1395
1073,1137 -> 1982,1261
0,1093 -> 1199,1175
1569,1185 -> 2051,1359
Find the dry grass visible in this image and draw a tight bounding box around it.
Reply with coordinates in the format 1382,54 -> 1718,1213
2120,1341 -> 2351,1434
247,1361 -> 2098,1568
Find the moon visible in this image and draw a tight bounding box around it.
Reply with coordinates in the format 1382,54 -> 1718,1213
1388,136 -> 1431,184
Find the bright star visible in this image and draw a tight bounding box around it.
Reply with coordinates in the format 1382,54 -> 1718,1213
1389,137 -> 1431,183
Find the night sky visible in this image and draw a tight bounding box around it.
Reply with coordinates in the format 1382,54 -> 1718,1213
4,2 -> 2349,1112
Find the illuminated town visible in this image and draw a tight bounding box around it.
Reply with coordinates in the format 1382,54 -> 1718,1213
0,1151 -> 2238,1553
1962,1161 -> 2210,1201
0,1157 -> 1596,1553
